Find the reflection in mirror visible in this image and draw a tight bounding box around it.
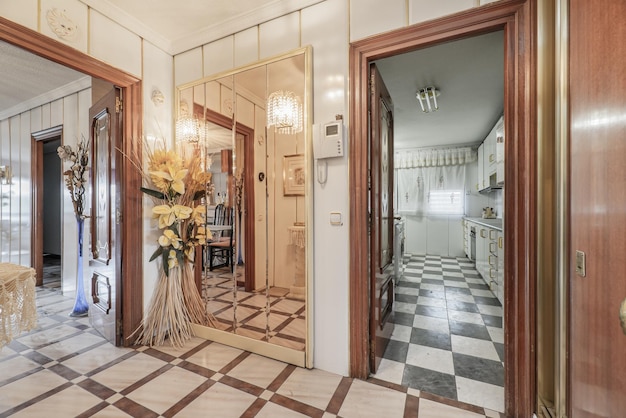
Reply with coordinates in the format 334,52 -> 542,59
177,47 -> 310,364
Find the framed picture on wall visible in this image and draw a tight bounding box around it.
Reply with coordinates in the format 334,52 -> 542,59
283,154 -> 305,196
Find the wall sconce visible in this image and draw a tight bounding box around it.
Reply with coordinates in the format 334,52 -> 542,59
267,90 -> 303,135
0,166 -> 12,185
175,114 -> 206,144
416,86 -> 440,113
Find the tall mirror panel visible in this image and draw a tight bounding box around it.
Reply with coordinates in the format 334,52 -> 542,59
176,47 -> 311,367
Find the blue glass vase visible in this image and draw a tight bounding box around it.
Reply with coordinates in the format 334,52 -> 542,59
69,216 -> 89,317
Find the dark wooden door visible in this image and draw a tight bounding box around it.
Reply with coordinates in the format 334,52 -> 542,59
88,88 -> 122,345
369,64 -> 394,373
569,1 -> 626,415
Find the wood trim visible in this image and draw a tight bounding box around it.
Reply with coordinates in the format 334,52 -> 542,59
0,16 -> 144,347
348,1 -> 537,416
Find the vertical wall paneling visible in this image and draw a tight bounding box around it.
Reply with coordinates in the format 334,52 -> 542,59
50,98 -> 64,127
0,0 -> 38,31
174,47 -> 203,88
203,36 -> 235,77
89,10 -> 142,77
302,0 -> 350,374
41,103 -> 51,130
19,112 -> 31,265
30,106 -> 42,133
0,120 -> 7,259
349,0 -> 406,42
9,115 -> 20,263
39,0 -> 89,53
233,27 -> 259,68
408,0 -> 477,26
259,12 -> 301,59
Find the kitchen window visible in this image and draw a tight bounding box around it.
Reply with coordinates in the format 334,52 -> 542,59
428,189 -> 464,215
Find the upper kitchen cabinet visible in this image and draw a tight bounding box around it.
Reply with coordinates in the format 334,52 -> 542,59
477,115 -> 504,192
495,117 -> 504,185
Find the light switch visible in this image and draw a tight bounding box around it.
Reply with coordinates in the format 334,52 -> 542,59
330,211 -> 343,226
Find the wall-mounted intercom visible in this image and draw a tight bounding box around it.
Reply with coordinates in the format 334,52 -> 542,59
314,120 -> 344,159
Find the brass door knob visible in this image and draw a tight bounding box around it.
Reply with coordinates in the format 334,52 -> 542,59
619,299 -> 626,334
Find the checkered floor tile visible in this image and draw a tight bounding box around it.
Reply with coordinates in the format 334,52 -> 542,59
373,254 -> 504,412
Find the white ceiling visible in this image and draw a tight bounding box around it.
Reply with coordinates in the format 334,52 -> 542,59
0,2 -> 504,151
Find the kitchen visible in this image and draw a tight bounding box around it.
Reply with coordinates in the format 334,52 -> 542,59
372,30 -> 506,412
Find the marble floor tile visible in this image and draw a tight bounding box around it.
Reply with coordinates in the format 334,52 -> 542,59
390,324 -> 413,342
176,381 -> 257,417
11,384 -> 102,418
412,314 -> 450,333
447,310 -> 485,326
370,358 -> 404,385
338,379 -> 406,418
228,353 -> 288,389
276,367 -> 342,410
451,335 -> 500,361
418,398 -> 485,418
405,344 -> 455,375
90,352 -> 167,392
456,376 -> 505,412
402,365 -> 457,400
0,369 -> 68,414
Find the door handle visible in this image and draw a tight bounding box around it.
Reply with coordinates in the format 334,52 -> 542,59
619,299 -> 626,334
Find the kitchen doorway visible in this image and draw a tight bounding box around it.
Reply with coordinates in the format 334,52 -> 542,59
348,2 -> 537,417
369,30 -> 505,412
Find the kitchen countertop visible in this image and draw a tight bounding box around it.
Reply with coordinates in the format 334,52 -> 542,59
464,217 -> 503,231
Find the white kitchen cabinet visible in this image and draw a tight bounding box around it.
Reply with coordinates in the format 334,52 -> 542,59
487,228 -> 498,289
495,117 -> 505,185
477,143 -> 485,191
497,230 -> 504,304
476,226 -> 488,279
463,220 -> 470,258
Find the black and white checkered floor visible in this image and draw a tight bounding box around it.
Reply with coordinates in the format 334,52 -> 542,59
372,254 -> 504,412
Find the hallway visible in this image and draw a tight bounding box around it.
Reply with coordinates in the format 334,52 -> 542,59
0,286 -> 504,417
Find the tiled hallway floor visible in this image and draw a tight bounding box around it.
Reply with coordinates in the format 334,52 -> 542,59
373,254 -> 504,412
0,284 -> 503,417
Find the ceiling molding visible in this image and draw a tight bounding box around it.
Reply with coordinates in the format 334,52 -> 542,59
0,76 -> 91,121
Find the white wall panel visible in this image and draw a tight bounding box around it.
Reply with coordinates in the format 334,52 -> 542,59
174,47 -> 203,87
350,0 -> 406,42
234,27 -> 259,68
409,0 -> 477,25
50,98 -> 64,127
448,216 -> 464,257
0,0 -> 38,31
30,107 -> 42,134
40,0 -> 89,53
19,112 -> 31,265
302,0 -> 350,375
203,36 -> 234,77
41,103 -> 51,130
143,41 -> 174,142
0,119 -> 8,260
259,12 -> 300,59
9,115 -> 20,263
89,10 -> 142,77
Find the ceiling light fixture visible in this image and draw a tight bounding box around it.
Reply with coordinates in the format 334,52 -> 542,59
267,90 -> 303,135
416,86 -> 440,113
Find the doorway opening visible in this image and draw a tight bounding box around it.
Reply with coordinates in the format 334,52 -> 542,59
370,31 -> 505,412
349,2 -> 537,417
42,138 -> 62,291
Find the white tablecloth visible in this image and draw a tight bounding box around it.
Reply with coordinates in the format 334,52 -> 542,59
0,263 -> 37,348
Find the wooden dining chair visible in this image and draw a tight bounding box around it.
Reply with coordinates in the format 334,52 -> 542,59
208,204 -> 235,271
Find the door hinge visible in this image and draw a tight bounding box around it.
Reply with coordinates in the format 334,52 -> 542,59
116,208 -> 122,225
369,72 -> 375,95
115,97 -> 123,113
116,319 -> 123,337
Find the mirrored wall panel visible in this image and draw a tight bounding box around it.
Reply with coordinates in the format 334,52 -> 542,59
176,47 -> 311,366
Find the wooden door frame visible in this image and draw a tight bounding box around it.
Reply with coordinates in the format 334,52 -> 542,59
348,1 -> 537,416
1,16 -> 144,346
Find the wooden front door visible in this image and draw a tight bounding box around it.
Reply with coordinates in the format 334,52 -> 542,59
569,0 -> 626,415
369,64 -> 395,373
88,88 -> 122,345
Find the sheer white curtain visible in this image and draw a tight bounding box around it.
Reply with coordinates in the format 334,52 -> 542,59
395,147 -> 473,216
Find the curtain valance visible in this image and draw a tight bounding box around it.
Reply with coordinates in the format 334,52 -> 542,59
395,146 -> 476,168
